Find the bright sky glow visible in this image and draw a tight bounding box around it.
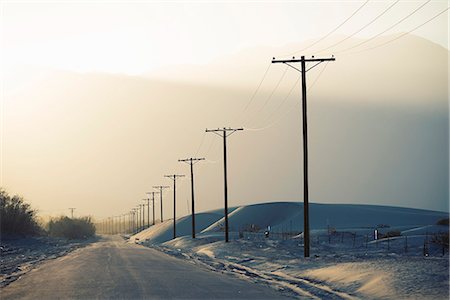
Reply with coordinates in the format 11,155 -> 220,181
1,1 -> 448,75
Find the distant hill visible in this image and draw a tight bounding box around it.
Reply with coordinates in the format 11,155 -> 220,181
132,202 -> 448,244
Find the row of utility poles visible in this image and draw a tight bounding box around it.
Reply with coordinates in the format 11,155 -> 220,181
96,55 -> 334,258
96,127 -> 243,243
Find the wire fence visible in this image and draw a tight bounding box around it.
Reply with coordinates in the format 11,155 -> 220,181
238,228 -> 449,257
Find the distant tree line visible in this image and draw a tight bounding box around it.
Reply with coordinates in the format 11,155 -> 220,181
1,188 -> 95,239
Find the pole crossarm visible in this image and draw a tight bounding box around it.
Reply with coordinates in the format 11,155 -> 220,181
206,127 -> 243,138
153,185 -> 170,189
178,158 -> 205,163
164,174 -> 185,180
272,56 -> 335,64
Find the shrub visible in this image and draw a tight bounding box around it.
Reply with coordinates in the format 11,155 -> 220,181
240,224 -> 261,232
0,189 -> 41,236
431,232 -> 449,254
436,218 -> 449,226
379,230 -> 401,239
47,216 -> 96,239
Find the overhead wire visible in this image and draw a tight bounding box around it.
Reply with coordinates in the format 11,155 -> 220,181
335,0 -> 432,54
352,6 -> 450,54
194,131 -> 207,157
288,0 -> 371,56
232,62 -> 272,124
245,61 -> 330,132
245,64 -> 290,127
315,0 -> 401,54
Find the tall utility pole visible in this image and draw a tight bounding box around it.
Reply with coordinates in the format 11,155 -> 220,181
179,158 -> 205,238
206,127 -> 243,242
153,186 -> 170,222
272,55 -> 335,257
68,208 -> 76,218
164,174 -> 185,239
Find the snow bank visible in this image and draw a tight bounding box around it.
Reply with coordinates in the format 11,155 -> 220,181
131,201 -> 448,299
130,211 -> 224,244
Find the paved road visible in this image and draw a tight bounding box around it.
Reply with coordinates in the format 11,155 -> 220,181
1,236 -> 290,299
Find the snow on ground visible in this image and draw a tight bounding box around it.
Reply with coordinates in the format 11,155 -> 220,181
0,236 -> 97,287
132,202 -> 449,299
130,209 -> 231,244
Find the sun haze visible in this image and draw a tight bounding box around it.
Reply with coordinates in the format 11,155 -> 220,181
1,1 -> 448,219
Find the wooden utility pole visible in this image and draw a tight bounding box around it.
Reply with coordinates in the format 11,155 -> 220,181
142,198 -> 150,228
146,191 -> 160,226
272,55 -> 335,257
179,157 -> 205,238
68,208 -> 76,219
164,174 -> 185,239
205,127 -> 243,242
153,185 -> 170,222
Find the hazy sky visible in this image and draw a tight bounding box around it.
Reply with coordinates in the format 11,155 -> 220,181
1,1 -> 448,75
1,1 -> 448,219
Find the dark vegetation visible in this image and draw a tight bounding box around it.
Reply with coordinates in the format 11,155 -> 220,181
379,230 -> 401,239
47,216 -> 96,239
1,188 -> 95,239
436,218 -> 449,226
0,189 -> 41,236
431,231 -> 449,254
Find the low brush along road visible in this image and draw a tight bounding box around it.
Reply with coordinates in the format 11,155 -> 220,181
1,235 -> 290,299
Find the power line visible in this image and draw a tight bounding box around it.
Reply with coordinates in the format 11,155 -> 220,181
336,0 -> 432,54
194,132 -> 207,157
243,63 -> 272,112
354,6 -> 450,53
316,0 -> 401,54
245,61 -> 330,132
288,0 -> 370,56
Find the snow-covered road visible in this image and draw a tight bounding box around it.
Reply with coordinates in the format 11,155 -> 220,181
1,235 -> 291,299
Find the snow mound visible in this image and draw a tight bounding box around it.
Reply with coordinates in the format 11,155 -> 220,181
202,202 -> 447,233
130,211 -> 223,244
131,202 -> 447,244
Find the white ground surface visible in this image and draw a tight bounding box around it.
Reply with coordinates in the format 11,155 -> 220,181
131,202 -> 449,299
1,235 -> 291,299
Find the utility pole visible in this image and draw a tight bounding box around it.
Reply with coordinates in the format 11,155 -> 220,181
140,204 -> 145,230
272,55 -> 335,257
146,191 -> 159,226
68,208 -> 76,219
142,198 -> 150,228
206,127 -> 243,242
153,186 -> 170,222
179,157 -> 205,238
136,205 -> 141,231
165,174 -> 185,239
132,209 -> 137,233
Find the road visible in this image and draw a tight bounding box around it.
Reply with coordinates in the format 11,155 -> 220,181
1,235 -> 290,299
